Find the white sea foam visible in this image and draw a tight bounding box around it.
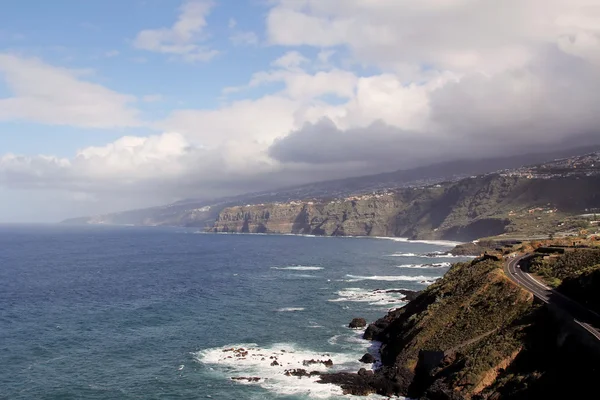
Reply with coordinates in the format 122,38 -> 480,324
372,236 -> 462,247
387,252 -> 418,257
426,251 -> 476,259
388,252 -> 474,259
344,274 -> 437,283
272,266 -> 324,271
396,262 -> 451,269
281,233 -> 321,238
196,343 -> 368,399
329,287 -> 411,307
276,307 -> 305,312
288,274 -> 319,279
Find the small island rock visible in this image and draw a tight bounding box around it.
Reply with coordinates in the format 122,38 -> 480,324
349,318 -> 367,328
359,353 -> 376,364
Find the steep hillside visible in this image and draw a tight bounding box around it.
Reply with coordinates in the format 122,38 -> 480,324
319,257 -> 600,399
62,147 -> 599,227
211,174 -> 600,241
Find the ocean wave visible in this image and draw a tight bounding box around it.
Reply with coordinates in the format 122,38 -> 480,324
271,266 -> 324,271
276,307 -> 305,312
423,251 -> 475,259
388,251 -> 474,259
287,274 -> 319,279
195,343 -> 364,399
344,274 -> 437,282
387,252 -> 418,257
329,287 -> 411,306
396,262 -> 451,269
372,237 -> 463,247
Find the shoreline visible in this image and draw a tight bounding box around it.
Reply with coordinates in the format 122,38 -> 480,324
199,230 -> 465,247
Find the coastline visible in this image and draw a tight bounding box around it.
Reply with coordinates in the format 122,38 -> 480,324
198,229 -> 465,248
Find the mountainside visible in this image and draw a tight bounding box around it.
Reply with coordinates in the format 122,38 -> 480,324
320,253 -> 600,399
62,147 -> 599,228
212,173 -> 600,241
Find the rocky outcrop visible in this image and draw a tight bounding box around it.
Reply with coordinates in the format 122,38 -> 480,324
383,289 -> 420,301
349,318 -> 367,329
359,353 -> 376,364
321,256 -> 600,399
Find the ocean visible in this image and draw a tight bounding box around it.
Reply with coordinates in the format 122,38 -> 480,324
0,225 -> 470,399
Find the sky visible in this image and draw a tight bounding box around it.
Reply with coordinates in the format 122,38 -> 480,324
1,0 -> 600,222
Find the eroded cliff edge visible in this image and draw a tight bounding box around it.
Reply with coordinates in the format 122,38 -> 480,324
319,257 -> 600,399
211,174 -> 600,241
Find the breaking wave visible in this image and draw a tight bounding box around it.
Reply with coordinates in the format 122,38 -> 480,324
396,262 -> 451,269
329,287 -> 411,307
344,274 -> 437,283
196,343 -> 365,399
272,266 -> 324,271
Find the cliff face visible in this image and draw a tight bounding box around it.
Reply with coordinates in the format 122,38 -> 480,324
212,174 -> 600,241
212,194 -> 402,237
321,257 -> 600,399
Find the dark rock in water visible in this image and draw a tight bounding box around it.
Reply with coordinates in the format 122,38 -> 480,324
284,369 -> 321,377
349,317 -> 367,328
303,358 -> 334,367
285,369 -> 308,377
318,371 -> 398,396
270,360 -> 279,366
318,372 -> 374,396
384,289 -> 421,301
363,319 -> 390,341
425,252 -> 450,257
231,377 -> 261,382
359,353 -> 376,364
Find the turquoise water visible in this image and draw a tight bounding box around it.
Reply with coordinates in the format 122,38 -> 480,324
0,225 -> 466,399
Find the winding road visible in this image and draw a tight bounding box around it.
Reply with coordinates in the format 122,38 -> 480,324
505,254 -> 600,341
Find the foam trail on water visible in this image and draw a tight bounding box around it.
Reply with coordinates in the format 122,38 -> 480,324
272,266 -> 324,271
396,262 -> 451,269
387,252 -> 418,257
276,307 -> 305,312
345,274 -> 437,283
372,237 -> 463,247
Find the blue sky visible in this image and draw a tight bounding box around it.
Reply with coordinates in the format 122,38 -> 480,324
0,0 -> 280,156
1,0 -> 599,222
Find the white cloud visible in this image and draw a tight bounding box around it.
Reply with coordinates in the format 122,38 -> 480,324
0,53 -> 141,128
0,132 -> 288,202
222,51 -> 357,101
230,31 -> 259,46
158,95 -> 300,147
133,0 -> 218,62
266,0 -> 600,74
272,51 -> 309,69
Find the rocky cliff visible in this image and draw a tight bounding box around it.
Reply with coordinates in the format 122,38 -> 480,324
320,256 -> 600,399
211,193 -> 403,237
211,174 -> 600,241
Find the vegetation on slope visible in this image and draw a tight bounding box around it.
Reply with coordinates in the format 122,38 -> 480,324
529,249 -> 600,287
358,257 -> 535,398
558,265 -> 600,315
324,245 -> 600,399
213,174 -> 600,241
